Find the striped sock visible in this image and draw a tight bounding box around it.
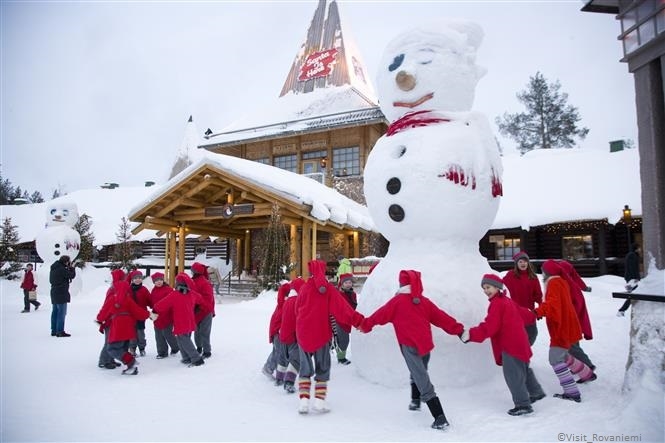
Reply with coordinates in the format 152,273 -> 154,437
566,354 -> 594,381
314,380 -> 328,400
553,362 -> 581,397
298,377 -> 311,399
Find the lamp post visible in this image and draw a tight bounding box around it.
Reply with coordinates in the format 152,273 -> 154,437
622,204 -> 632,247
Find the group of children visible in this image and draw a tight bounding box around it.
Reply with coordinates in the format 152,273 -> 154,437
96,262 -> 216,375
260,253 -> 597,431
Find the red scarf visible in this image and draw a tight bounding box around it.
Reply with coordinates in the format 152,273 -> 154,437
386,110 -> 450,137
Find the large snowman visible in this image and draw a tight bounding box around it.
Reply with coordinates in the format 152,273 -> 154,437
354,21 -> 503,388
35,201 -> 81,295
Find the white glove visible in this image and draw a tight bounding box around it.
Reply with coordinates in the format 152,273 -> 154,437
459,330 -> 470,343
149,312 -> 159,321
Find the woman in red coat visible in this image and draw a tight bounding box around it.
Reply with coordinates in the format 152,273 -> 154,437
295,260 -> 364,414
96,279 -> 151,375
361,270 -> 463,431
535,260 -> 596,403
20,264 -> 41,312
502,251 -> 542,345
154,273 -> 205,367
463,274 -> 544,416
191,262 -> 215,359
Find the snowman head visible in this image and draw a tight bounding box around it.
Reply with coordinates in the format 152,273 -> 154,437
45,201 -> 79,228
376,20 -> 486,122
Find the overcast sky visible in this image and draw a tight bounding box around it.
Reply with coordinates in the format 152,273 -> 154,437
1,1 -> 636,199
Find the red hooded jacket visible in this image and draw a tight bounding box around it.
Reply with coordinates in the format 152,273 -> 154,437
154,273 -> 204,335
535,272 -> 583,349
96,280 -> 150,343
191,263 -> 215,323
558,260 -> 593,340
20,269 -> 37,291
468,292 -> 534,365
279,278 -> 305,345
268,282 -> 291,342
361,270 -> 464,357
150,283 -> 174,329
296,260 -> 364,353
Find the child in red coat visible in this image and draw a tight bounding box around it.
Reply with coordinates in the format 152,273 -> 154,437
96,279 -> 152,375
277,277 -> 305,393
127,270 -> 152,357
535,260 -> 595,403
154,273 -> 205,367
149,272 -> 179,359
97,269 -> 126,369
263,281 -> 291,385
461,274 -> 544,416
191,262 -> 215,359
332,273 -> 358,365
295,260 -> 364,414
360,270 -> 463,431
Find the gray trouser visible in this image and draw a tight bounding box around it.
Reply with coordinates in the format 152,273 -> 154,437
502,352 -> 532,408
568,342 -> 594,369
129,327 -> 146,351
194,313 -> 213,354
299,344 -> 331,381
106,340 -> 130,361
154,325 -> 179,356
548,346 -> 569,366
98,327 -> 114,365
176,333 -> 201,362
274,337 -> 288,367
400,345 -> 436,402
335,328 -> 350,360
525,323 -> 538,346
284,342 -> 300,372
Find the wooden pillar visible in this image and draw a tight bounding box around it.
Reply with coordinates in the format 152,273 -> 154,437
312,223 -> 318,260
178,224 -> 186,274
244,229 -> 251,274
164,231 -> 171,285
236,238 -> 242,277
301,219 -> 312,277
353,231 -> 360,258
597,222 -> 608,275
169,230 -> 177,287
290,224 -> 298,279
343,231 -> 350,258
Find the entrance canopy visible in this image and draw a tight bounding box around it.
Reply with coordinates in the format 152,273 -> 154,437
128,153 -> 375,282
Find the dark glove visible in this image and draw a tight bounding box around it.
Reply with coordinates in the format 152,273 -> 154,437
458,329 -> 470,343
583,286 -> 592,292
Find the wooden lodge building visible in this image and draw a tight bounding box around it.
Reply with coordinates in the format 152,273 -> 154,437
128,0 -> 642,284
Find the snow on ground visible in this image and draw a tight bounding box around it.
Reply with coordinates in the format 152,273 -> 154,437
1,266 -> 663,442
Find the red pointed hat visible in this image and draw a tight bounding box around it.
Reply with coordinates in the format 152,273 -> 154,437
541,259 -> 563,277
291,277 -> 306,293
111,269 -> 126,282
398,270 -> 423,298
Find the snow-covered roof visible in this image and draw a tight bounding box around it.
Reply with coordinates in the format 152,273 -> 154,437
2,147 -> 642,246
129,150 -> 376,232
200,85 -> 383,149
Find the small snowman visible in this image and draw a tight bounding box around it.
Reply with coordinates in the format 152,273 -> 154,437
35,201 -> 81,295
354,21 -> 503,388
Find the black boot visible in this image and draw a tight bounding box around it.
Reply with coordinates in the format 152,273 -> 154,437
408,383 -> 421,411
426,397 -> 450,430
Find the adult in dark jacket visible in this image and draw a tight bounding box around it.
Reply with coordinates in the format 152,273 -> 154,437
49,255 -> 76,337
618,243 -> 641,316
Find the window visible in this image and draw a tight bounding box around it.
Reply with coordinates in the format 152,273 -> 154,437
618,0 -> 665,55
255,157 -> 270,165
496,237 -> 520,260
273,154 -> 297,172
562,235 -> 594,260
332,146 -> 360,176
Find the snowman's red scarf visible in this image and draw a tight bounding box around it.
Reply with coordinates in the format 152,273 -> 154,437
386,110 -> 450,137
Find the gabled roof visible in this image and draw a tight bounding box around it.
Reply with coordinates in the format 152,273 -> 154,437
129,151 -> 376,237
200,0 -> 382,151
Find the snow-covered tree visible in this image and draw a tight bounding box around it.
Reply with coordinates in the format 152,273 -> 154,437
74,214 -> 95,266
496,72 -> 589,155
112,217 -> 134,269
0,217 -> 22,278
258,204 -> 291,290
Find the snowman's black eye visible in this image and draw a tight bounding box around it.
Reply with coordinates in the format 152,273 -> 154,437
388,54 -> 404,72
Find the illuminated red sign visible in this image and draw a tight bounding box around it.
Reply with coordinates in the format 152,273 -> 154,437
298,48 -> 339,81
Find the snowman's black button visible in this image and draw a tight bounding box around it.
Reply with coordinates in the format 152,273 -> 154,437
389,204 -> 405,222
386,177 -> 401,194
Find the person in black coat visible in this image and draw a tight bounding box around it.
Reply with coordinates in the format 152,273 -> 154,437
50,255 -> 76,337
618,243 -> 641,317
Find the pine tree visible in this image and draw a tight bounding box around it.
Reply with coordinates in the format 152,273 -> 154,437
112,217 -> 134,270
29,191 -> 44,203
258,204 -> 291,290
496,71 -> 589,155
0,217 -> 22,278
74,213 -> 95,266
